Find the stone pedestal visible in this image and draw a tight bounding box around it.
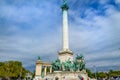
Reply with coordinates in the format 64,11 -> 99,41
35,60 -> 42,77
58,50 -> 73,62
45,71 -> 88,80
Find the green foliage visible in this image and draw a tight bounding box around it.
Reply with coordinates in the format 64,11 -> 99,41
109,70 -> 120,77
86,69 -> 120,79
86,69 -> 94,78
97,72 -> 107,78
0,61 -> 30,78
32,70 -> 35,78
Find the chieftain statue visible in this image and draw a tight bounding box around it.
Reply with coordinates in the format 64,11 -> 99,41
75,54 -> 86,71
52,59 -> 62,71
62,58 -> 73,71
52,54 -> 86,72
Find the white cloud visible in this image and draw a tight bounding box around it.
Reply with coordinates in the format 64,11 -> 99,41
115,0 -> 120,4
99,0 -> 109,5
68,4 -> 120,68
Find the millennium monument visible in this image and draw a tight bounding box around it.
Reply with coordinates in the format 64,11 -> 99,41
35,0 -> 88,80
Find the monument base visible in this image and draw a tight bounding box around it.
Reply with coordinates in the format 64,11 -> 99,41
58,50 -> 74,62
44,71 -> 88,80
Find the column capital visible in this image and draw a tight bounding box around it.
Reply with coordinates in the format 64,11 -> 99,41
61,4 -> 69,10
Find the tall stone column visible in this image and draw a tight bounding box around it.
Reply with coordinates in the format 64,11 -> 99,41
62,8 -> 69,51
58,0 -> 73,63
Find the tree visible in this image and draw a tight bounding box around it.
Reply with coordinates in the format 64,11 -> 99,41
109,70 -> 120,77
97,72 -> 107,78
0,61 -> 31,79
86,69 -> 94,78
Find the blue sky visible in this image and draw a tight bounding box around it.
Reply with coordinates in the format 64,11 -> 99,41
0,0 -> 120,72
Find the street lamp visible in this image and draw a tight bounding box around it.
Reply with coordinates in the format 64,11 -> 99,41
94,65 -> 97,80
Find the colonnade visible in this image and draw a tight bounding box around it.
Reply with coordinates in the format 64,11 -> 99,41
35,60 -> 52,77
43,65 -> 52,76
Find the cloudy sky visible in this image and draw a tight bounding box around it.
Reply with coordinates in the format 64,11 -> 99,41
0,0 -> 120,72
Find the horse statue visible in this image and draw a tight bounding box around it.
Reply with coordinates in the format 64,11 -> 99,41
62,59 -> 73,71
75,54 -> 86,71
52,59 -> 62,71
79,61 -> 85,70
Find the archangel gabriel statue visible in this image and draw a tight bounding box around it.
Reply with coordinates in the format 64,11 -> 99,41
63,0 -> 67,5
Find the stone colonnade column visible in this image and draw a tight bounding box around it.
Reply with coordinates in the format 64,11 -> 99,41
44,66 -> 47,76
44,66 -> 52,76
50,66 -> 52,73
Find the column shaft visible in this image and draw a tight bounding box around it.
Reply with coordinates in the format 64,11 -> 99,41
62,10 -> 69,51
44,66 -> 47,76
50,66 -> 52,73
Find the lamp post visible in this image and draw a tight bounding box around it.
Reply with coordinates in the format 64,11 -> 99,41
94,65 -> 97,80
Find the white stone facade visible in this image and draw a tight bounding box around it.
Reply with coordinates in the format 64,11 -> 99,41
59,53 -> 73,62
45,71 -> 89,80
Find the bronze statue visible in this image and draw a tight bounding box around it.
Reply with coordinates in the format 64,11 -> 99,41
76,54 -> 84,60
52,54 -> 86,72
38,56 -> 41,60
76,54 -> 85,71
63,0 -> 67,5
52,59 -> 62,71
62,59 -> 73,71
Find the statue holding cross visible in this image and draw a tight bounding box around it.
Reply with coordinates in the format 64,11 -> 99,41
61,0 -> 69,10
